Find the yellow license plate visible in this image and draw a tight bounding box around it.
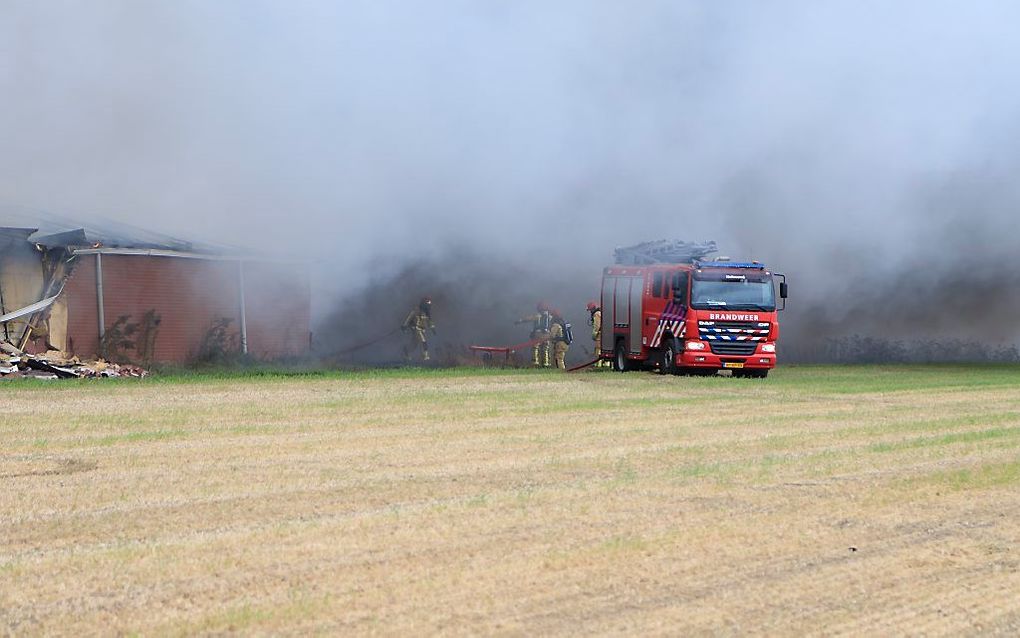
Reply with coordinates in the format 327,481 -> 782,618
723,362 -> 744,369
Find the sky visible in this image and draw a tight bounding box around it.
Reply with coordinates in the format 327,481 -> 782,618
3,1 -> 1020,355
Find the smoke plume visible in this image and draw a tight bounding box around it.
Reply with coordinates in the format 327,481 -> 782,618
3,2 -> 1020,362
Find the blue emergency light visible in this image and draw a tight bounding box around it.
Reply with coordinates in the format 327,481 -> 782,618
695,261 -> 767,270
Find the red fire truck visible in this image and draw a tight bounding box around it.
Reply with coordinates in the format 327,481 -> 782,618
598,241 -> 788,377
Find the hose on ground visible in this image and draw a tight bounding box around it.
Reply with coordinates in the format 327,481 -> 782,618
333,328 -> 401,356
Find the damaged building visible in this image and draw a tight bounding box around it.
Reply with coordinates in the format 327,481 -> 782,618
0,217 -> 310,367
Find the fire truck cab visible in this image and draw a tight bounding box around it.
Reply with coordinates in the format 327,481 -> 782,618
598,241 -> 788,377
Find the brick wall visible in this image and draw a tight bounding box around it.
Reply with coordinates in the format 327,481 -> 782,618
62,255 -> 100,357
61,253 -> 310,364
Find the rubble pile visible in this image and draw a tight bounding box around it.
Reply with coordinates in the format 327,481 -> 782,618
0,348 -> 147,380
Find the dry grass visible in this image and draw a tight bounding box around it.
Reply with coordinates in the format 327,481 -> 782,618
2,365 -> 1020,636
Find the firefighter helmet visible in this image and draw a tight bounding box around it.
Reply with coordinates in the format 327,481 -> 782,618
586,301 -> 598,312
537,301 -> 550,312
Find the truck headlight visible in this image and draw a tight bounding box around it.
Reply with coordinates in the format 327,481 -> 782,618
685,341 -> 706,351
761,343 -> 776,353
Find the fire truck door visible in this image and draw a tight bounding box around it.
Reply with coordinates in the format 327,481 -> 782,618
601,275 -> 643,355
629,277 -> 642,355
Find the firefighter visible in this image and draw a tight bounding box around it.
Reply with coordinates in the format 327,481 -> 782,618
402,296 -> 435,362
550,309 -> 571,370
587,301 -> 607,367
515,302 -> 552,367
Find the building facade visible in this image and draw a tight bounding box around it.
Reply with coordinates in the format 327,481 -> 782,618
1,220 -> 310,364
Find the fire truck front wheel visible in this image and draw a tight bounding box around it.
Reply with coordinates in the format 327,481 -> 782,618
613,341 -> 631,372
659,342 -> 680,375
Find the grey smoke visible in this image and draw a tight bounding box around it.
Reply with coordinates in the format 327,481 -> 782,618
3,1 -> 1020,359
317,244 -> 595,366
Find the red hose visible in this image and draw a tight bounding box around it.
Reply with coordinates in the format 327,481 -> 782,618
567,358 -> 600,372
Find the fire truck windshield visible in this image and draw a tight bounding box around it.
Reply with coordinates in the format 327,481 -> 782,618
690,273 -> 776,311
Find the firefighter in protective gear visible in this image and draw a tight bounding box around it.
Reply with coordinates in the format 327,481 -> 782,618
587,301 -> 607,368
515,302 -> 552,367
402,296 -> 435,362
550,310 -> 570,370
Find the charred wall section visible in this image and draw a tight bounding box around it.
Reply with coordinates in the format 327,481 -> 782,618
243,260 -> 311,361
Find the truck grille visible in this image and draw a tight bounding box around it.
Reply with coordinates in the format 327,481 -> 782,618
709,342 -> 759,356
697,320 -> 769,356
698,320 -> 769,343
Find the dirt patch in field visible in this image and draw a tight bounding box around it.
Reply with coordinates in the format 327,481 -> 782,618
0,455 -> 97,479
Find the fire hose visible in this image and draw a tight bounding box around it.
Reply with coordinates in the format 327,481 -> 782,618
566,358 -> 599,372
334,328 -> 401,356
566,344 -> 600,372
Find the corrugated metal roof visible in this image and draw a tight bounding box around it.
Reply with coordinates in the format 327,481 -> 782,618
0,205 -> 240,254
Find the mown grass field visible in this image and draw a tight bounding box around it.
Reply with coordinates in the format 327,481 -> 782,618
3,365 -> 1020,635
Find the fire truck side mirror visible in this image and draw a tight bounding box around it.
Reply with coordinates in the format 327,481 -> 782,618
779,282 -> 788,299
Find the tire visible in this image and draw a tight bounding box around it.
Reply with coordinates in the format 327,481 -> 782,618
613,341 -> 630,372
660,341 -> 679,375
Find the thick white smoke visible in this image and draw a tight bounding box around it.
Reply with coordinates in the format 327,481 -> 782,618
3,1 -> 1020,355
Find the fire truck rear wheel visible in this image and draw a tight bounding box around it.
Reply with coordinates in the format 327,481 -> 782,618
613,341 -> 630,372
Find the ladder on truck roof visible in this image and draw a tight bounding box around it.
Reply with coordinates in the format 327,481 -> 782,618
613,240 -> 717,265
